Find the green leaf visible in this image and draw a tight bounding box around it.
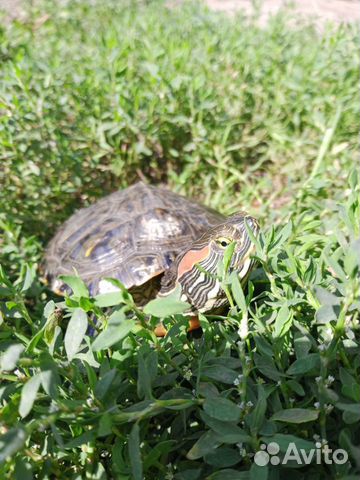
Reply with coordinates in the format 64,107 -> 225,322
344,240 -> 360,277
244,219 -> 262,259
94,369 -> 117,400
294,333 -> 312,359
143,440 -> 177,470
112,438 -> 130,476
286,380 -> 305,396
44,305 -> 63,346
204,446 -> 240,467
343,411 -> 360,424
94,291 -> 125,307
186,431 -> 221,460
323,251 -> 347,282
19,374 -> 41,418
336,402 -> 360,415
200,411 -> 251,444
143,297 -> 190,317
92,316 -> 135,352
0,344 -> 24,372
231,273 -> 247,311
287,353 -> 320,375
203,397 -> 241,422
250,462 -> 268,480
39,355 -> 60,399
339,368 -> 360,402
272,408 -> 318,423
247,385 -> 267,433
0,426 -> 27,463
223,241 -> 236,274
254,336 -> 274,357
200,365 -> 239,384
262,433 -> 314,452
59,274 -> 89,297
64,431 -> 95,449
273,302 -> 292,338
43,300 -> 56,318
14,457 -> 33,480
64,308 -> 88,361
137,348 -> 158,400
128,423 -> 143,480
21,264 -> 36,292
253,353 -> 282,381
273,221 -> 293,249
348,168 -> 358,190
207,469 -> 250,480
339,427 -> 360,464
315,305 -> 338,324
98,413 -> 113,437
315,286 -> 341,306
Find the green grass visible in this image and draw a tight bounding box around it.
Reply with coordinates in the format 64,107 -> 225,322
0,1 -> 359,478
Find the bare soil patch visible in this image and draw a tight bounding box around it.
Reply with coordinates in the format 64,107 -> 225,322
1,0 -> 360,25
203,0 -> 360,25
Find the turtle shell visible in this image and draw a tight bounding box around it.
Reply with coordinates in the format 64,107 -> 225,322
44,182 -> 225,299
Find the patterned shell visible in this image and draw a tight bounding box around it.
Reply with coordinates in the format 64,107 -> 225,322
44,182 -> 225,296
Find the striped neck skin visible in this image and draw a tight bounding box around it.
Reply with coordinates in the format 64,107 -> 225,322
160,213 -> 259,313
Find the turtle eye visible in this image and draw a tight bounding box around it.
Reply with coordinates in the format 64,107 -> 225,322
215,236 -> 232,248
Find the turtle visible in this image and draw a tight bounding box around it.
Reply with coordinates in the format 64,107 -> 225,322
43,182 -> 259,335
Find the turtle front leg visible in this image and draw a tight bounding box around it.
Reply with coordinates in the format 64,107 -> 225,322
154,316 -> 201,337
188,316 -> 201,332
154,323 -> 168,337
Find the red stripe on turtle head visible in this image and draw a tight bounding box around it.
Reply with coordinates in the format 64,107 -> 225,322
177,245 -> 210,279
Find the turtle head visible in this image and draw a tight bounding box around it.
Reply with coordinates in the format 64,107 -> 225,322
160,212 -> 259,313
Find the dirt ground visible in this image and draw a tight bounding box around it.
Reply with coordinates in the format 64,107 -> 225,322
1,0 -> 359,25
204,0 -> 360,25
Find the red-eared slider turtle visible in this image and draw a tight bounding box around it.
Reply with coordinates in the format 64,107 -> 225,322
43,182 -> 259,334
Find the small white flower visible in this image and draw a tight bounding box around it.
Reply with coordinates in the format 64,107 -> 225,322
314,402 -> 321,409
345,327 -> 355,340
238,320 -> 248,340
238,401 -> 245,410
14,369 -> 25,379
238,445 -> 247,456
324,327 -> 334,342
183,368 -> 192,381
325,404 -> 334,413
318,344 -> 327,352
246,401 -> 253,408
326,375 -> 335,385
233,374 -> 244,386
315,376 -> 322,383
276,380 -> 281,386
289,397 -> 295,404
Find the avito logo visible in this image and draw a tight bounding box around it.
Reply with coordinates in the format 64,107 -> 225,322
254,441 -> 348,466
